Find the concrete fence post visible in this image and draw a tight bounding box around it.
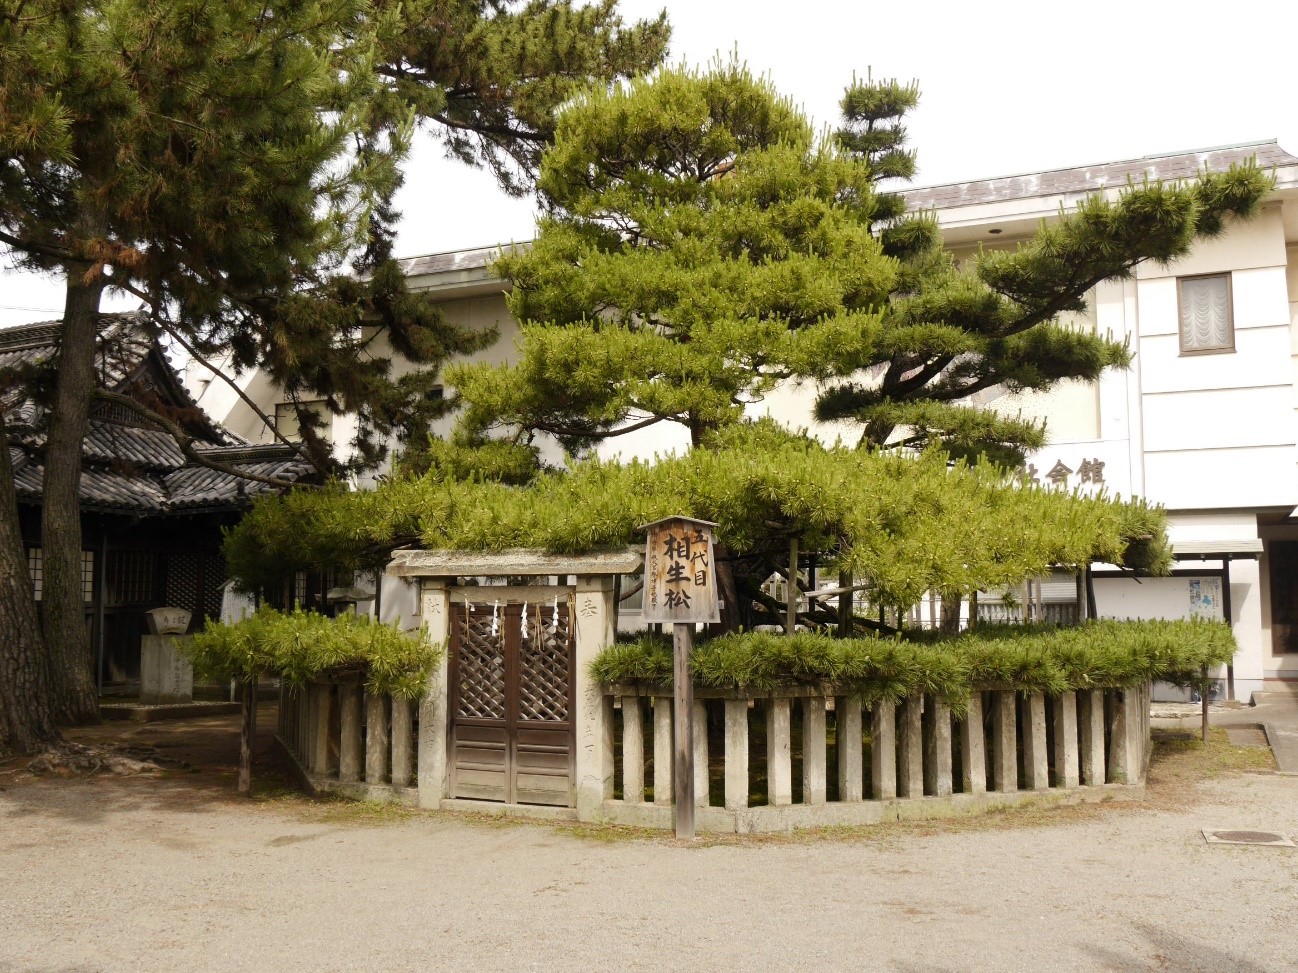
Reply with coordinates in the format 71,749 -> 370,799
898,697 -> 923,798
724,698 -> 749,811
836,696 -> 864,802
1078,689 -> 1106,786
766,698 -> 793,807
417,580 -> 451,809
802,697 -> 828,805
622,696 -> 644,804
960,692 -> 987,795
1023,692 -> 1049,791
924,697 -> 953,798
653,696 -> 673,806
1052,691 -> 1080,788
390,695 -> 414,788
310,682 -> 333,775
693,701 -> 709,809
992,691 -> 1017,792
338,683 -> 363,783
364,692 -> 390,785
871,699 -> 897,801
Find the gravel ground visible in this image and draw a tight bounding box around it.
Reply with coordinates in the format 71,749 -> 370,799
2,720 -> 1297,973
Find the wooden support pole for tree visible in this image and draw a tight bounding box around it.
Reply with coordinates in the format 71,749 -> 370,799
838,569 -> 853,638
1200,665 -> 1210,744
787,537 -> 799,635
238,676 -> 256,797
673,622 -> 695,840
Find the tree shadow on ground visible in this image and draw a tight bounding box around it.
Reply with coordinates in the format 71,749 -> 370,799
0,705 -> 300,826
1083,921 -> 1274,973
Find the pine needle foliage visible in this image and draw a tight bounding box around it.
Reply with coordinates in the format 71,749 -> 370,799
589,620 -> 1236,705
224,421 -> 1170,606
447,61 -> 1272,467
186,609 -> 440,699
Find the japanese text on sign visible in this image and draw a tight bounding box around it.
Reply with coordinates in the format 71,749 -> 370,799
641,517 -> 720,624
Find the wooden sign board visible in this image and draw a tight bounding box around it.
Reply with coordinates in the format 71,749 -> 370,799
641,516 -> 720,625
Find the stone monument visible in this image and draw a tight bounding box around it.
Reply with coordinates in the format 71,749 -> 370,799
140,607 -> 194,704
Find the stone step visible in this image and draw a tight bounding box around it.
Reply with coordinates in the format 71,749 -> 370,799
1252,687 -> 1298,703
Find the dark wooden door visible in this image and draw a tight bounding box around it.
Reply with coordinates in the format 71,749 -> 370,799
449,600 -> 575,806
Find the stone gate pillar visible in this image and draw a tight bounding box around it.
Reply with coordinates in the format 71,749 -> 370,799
574,574 -> 616,821
417,579 -> 451,809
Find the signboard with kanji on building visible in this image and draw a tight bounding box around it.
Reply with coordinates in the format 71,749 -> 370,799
641,516 -> 720,624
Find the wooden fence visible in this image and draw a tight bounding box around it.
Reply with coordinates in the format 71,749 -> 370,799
598,682 -> 1151,833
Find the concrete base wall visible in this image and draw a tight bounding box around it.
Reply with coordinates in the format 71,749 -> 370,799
274,735 -> 419,806
596,784 -> 1145,834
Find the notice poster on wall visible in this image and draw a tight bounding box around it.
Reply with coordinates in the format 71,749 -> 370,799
1189,577 -> 1223,620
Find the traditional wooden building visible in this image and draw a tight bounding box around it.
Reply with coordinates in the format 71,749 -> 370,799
2,313 -> 312,691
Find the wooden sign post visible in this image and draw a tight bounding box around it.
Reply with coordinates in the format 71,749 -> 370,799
641,516 -> 720,840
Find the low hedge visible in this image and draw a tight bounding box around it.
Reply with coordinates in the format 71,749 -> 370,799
186,608 -> 441,699
590,619 -> 1235,706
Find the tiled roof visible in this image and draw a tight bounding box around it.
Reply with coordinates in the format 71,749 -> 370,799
0,313 -> 153,416
397,245 -> 501,277
4,315 -> 313,515
902,140 -> 1298,212
11,444 -> 308,514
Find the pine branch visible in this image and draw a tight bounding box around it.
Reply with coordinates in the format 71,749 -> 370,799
113,281 -> 320,468
0,229 -> 74,263
93,389 -> 305,490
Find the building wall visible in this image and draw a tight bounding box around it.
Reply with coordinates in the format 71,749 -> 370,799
1001,206 -> 1298,697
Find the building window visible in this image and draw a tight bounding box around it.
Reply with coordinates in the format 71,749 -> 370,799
25,548 -> 94,602
275,400 -> 332,444
1270,541 -> 1298,655
82,550 -> 95,603
107,550 -> 157,605
1178,274 -> 1233,354
620,572 -> 644,612
27,548 -> 42,601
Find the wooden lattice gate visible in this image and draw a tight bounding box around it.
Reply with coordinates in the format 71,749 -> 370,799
448,600 -> 575,806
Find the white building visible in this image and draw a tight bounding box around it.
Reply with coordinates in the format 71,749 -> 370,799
902,140 -> 1298,700
190,140 -> 1298,700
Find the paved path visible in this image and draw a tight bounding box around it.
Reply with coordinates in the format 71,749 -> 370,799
3,759 -> 1297,972
1224,692 -> 1298,775
1156,690 -> 1298,775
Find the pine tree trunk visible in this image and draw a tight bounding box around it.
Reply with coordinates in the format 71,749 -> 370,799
939,589 -> 963,635
41,271 -> 105,724
0,410 -> 61,754
238,677 -> 257,796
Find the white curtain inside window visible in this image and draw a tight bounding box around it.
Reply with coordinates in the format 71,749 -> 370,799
1180,276 -> 1231,350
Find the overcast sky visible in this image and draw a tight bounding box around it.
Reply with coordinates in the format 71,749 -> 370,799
3,0 -> 1293,328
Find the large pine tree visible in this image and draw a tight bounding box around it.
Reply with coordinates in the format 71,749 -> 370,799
0,0 -> 667,745
447,62 -> 1270,629
452,64 -> 1270,467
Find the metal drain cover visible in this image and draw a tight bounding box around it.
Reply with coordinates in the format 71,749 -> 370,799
1203,829 -> 1295,847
